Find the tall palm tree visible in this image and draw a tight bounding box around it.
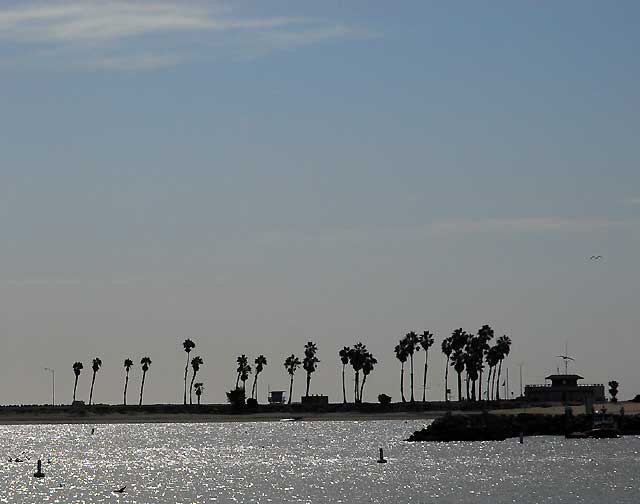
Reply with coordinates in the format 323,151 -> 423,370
72,361 -> 83,402
349,342 -> 368,403
240,362 -> 251,394
123,358 -> 133,405
495,334 -> 512,401
441,338 -> 452,401
404,331 -> 420,402
251,355 -> 267,401
189,356 -> 203,405
394,341 -> 408,403
88,357 -> 102,405
139,356 -> 152,406
450,329 -> 469,402
476,325 -> 494,401
194,382 -> 204,405
486,345 -> 500,400
182,339 -> 196,405
302,342 -> 320,398
283,354 -> 301,405
236,355 -> 249,389
339,346 -> 351,404
359,352 -> 378,402
418,330 -> 435,402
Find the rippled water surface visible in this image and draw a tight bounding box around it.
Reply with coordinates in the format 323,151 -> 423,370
0,420 -> 638,503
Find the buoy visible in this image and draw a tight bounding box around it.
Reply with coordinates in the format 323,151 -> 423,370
33,459 -> 45,478
519,432 -> 524,444
377,448 -> 387,464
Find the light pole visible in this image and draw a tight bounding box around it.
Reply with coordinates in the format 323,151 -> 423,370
44,368 -> 55,406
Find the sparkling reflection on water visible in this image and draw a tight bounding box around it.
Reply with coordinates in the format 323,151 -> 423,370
0,420 -> 638,503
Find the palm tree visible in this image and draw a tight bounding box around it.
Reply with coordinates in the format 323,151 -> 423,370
404,331 -> 420,402
450,329 -> 469,402
495,335 -> 512,401
476,325 -> 494,401
302,342 -> 320,398
394,341 -> 408,403
418,330 -> 435,402
359,352 -> 378,402
194,382 -> 204,405
486,345 -> 500,400
123,358 -> 133,405
349,342 -> 368,403
441,339 -> 452,401
251,355 -> 267,401
139,356 -> 152,406
240,363 -> 251,394
182,339 -> 196,405
88,357 -> 102,405
236,355 -> 249,389
72,361 -> 83,402
283,354 -> 301,405
339,346 -> 351,403
189,356 -> 203,405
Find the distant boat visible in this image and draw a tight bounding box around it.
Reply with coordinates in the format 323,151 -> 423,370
566,409 -> 620,439
279,417 -> 303,422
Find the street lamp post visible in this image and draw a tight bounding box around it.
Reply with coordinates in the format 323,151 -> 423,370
44,368 -> 55,406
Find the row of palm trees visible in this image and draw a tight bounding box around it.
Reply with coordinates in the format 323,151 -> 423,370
69,327 -> 511,406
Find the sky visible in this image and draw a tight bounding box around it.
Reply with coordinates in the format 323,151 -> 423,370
0,1 -> 639,406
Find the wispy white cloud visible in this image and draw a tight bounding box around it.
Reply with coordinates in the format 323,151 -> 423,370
0,1 -> 368,69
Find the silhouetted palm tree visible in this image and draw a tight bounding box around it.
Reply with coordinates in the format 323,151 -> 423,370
189,356 -> 203,405
486,345 -> 500,400
608,380 -> 619,403
418,331 -> 435,402
394,341 -> 408,403
441,338 -> 452,401
236,355 -> 249,389
194,382 -> 204,405
72,361 -> 83,402
339,346 -> 351,403
88,357 -> 102,405
123,358 -> 133,405
476,325 -> 494,401
139,356 -> 152,406
359,352 -> 378,402
251,355 -> 267,401
302,342 -> 320,398
349,342 -> 369,403
450,329 -> 469,402
404,331 -> 420,402
495,335 -> 512,401
283,354 -> 301,405
182,339 -> 195,405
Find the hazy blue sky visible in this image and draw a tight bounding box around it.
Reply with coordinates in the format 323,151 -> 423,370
1,1 -> 639,405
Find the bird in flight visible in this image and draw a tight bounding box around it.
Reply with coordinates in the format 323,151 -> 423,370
589,255 -> 603,260
113,486 -> 126,494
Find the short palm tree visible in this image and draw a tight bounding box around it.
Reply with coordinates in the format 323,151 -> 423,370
339,346 -> 351,404
418,331 -> 435,403
189,356 -> 203,405
123,358 -> 133,405
302,342 -> 320,398
251,355 -> 267,402
88,357 -> 102,405
139,356 -> 152,406
72,361 -> 83,402
236,355 -> 249,389
194,382 -> 204,405
495,335 -> 512,401
182,339 -> 196,405
441,338 -> 453,401
349,342 -> 368,403
283,354 -> 301,405
359,352 -> 378,402
394,341 -> 408,403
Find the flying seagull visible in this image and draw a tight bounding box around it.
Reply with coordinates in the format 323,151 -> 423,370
113,486 -> 126,494
589,255 -> 603,260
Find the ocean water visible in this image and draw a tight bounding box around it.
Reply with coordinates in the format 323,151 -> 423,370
0,420 -> 638,503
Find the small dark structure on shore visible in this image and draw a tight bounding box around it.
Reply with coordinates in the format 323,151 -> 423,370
268,391 -> 286,404
525,375 -> 605,403
301,395 -> 329,406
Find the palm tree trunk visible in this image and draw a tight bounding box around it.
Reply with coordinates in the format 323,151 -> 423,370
471,379 -> 476,401
360,374 -> 367,402
197,394 -> 201,405
288,375 -> 293,405
491,366 -> 497,400
89,372 -> 96,405
496,360 -> 503,401
342,364 -> 347,404
409,354 -> 415,402
400,363 -> 406,403
184,353 -> 189,405
478,369 -> 483,401
354,371 -> 359,403
487,366 -> 492,401
139,371 -> 146,406
444,356 -> 449,401
465,373 -> 470,401
251,374 -> 258,400
305,372 -> 311,398
422,349 -> 428,403
189,371 -> 197,405
235,373 -> 240,390
123,371 -> 129,405
73,375 -> 79,402
457,371 -> 462,402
